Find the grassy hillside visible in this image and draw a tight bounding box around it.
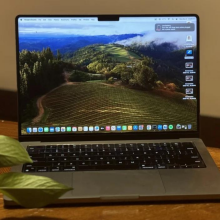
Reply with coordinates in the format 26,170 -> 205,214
69,44 -> 141,65
33,81 -> 197,127
96,45 -> 141,62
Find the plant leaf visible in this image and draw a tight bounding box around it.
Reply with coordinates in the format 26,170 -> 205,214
0,172 -> 73,208
0,135 -> 32,167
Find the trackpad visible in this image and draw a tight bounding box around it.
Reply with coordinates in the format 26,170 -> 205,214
72,171 -> 165,198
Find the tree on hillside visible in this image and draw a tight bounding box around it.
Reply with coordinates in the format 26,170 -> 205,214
111,64 -> 132,83
19,63 -> 31,96
41,48 -> 54,62
57,50 -> 62,61
19,48 -> 72,123
132,57 -> 157,89
69,70 -> 90,82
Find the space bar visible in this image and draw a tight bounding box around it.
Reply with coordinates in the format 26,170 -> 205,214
78,164 -> 139,171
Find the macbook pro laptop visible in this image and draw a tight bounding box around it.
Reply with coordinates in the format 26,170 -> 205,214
5,14 -> 220,206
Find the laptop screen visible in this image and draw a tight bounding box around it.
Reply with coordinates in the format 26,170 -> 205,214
17,15 -> 198,135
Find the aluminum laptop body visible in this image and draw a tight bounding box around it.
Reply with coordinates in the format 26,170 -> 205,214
4,14 -> 220,207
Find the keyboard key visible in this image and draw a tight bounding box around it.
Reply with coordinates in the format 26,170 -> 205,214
47,153 -> 57,157
91,161 -> 102,165
58,145 -> 69,149
32,158 -> 46,162
103,161 -> 114,165
63,166 -> 76,171
168,165 -> 180,169
181,165 -> 192,168
47,158 -> 58,162
24,167 -> 36,172
116,161 -> 127,165
138,143 -> 147,148
27,146 -> 45,150
157,165 -> 167,169
69,152 -> 79,157
141,165 -> 155,169
79,164 -> 139,171
37,167 -> 48,172
46,145 -> 57,149
28,149 -> 39,154
79,161 -> 91,166
50,166 -> 63,172
92,144 -> 103,148
53,162 -> 65,166
60,157 -> 69,162
193,164 -> 206,168
65,162 -> 76,166
57,153 -> 69,157
24,164 -> 34,168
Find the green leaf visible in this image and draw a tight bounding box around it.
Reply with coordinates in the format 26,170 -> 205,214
0,135 -> 32,167
0,172 -> 73,208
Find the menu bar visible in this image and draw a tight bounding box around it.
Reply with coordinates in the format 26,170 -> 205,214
19,17 -> 98,22
18,17 -> 197,23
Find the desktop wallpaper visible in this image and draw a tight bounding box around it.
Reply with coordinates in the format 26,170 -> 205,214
18,17 -> 198,134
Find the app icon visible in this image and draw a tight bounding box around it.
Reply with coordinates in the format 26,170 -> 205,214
50,127 -> 55,132
33,127 -> 37,132
38,127 -> 43,132
61,127 -> 66,132
44,127 -> 49,132
72,127 -> 77,132
111,126 -> 116,131
163,125 -> 168,130
106,126 -> 110,131
158,125 -> 163,130
176,124 -> 181,129
188,124 -> 192,129
186,88 -> 193,95
94,126 -> 99,131
185,75 -> 193,81
139,125 -> 144,130
152,125 -> 157,130
117,125 -> 122,131
185,49 -> 194,59
169,125 -> 174,130
182,125 -> 187,129
185,62 -> 193,68
147,125 -> 152,130
83,126 -> 88,132
122,125 -> 127,131
186,35 -> 192,42
67,127 -> 71,132
186,49 -> 193,55
133,125 -> 138,130
100,126 -> 105,131
26,127 -> 32,133
128,126 -> 132,131
78,127 -> 83,131
55,127 -> 60,132
89,126 -> 94,131
156,24 -> 161,31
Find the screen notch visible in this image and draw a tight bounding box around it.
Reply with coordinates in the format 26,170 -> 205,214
98,15 -> 119,21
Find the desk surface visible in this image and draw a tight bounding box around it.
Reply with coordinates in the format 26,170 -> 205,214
1,120 -> 220,220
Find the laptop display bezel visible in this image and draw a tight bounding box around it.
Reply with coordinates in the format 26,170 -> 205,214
15,14 -> 200,142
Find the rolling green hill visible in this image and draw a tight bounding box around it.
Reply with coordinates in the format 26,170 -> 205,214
96,45 -> 141,62
68,44 -> 141,65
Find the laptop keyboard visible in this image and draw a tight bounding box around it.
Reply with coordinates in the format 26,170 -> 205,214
23,142 -> 206,172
